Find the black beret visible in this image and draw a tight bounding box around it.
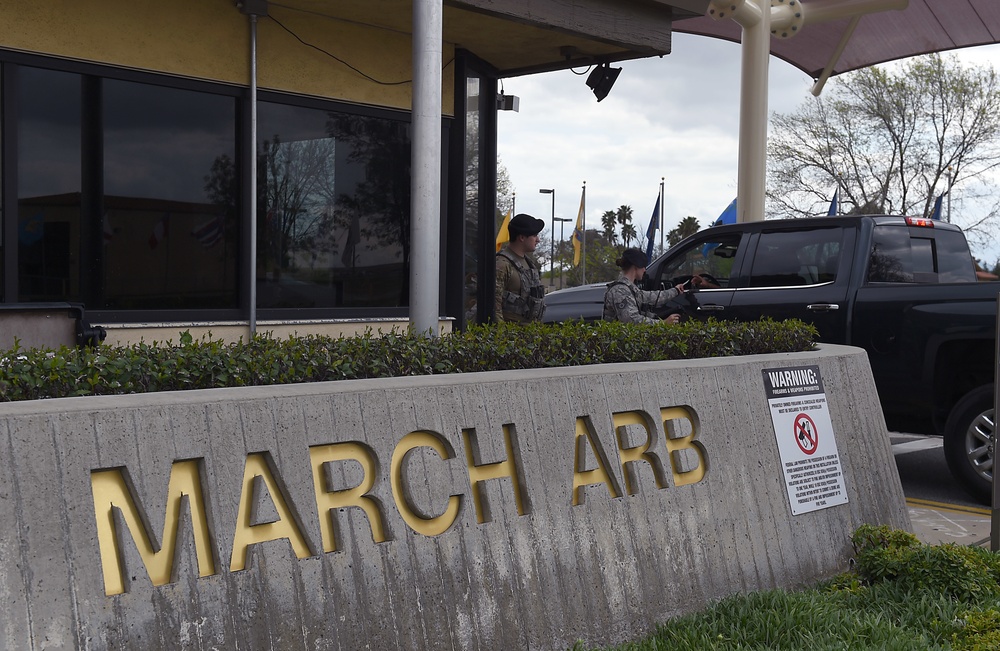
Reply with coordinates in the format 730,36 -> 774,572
508,213 -> 545,237
621,248 -> 648,268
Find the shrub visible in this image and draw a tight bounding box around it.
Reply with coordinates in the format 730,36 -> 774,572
0,317 -> 817,402
849,524 -> 1000,602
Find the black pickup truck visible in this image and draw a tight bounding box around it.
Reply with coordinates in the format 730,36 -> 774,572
544,215 -> 999,502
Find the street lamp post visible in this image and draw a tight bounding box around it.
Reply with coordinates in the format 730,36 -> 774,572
554,217 -> 571,289
539,188 -> 555,285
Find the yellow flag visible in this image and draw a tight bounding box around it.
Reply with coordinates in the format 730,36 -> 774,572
572,188 -> 585,266
495,210 -> 512,252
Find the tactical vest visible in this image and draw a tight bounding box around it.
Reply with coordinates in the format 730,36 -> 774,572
497,249 -> 546,321
603,279 -> 639,321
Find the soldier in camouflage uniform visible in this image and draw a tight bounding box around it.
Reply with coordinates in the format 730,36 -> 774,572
603,247 -> 696,324
495,213 -> 546,322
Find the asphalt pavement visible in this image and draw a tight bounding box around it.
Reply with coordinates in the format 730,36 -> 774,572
908,497 -> 993,547
891,432 -> 995,548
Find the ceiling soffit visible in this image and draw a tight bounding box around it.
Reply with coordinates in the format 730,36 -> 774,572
271,0 -> 711,76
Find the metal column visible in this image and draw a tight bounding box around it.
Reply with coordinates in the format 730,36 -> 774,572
410,0 -> 443,335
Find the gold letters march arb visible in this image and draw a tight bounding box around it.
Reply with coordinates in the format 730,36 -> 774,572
91,406 -> 707,596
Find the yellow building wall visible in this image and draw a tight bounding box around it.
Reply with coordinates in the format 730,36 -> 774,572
0,0 -> 454,114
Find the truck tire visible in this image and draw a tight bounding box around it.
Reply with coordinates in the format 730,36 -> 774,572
943,384 -> 995,504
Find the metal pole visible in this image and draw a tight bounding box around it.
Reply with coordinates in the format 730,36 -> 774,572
539,188 -> 555,285
735,0 -> 769,223
248,13 -> 258,337
560,220 -> 565,289
410,0 -> 443,336
993,293 -> 1000,551
555,217 -> 571,289
581,181 -> 586,285
659,177 -> 665,254
550,190 -> 555,284
946,168 -> 953,223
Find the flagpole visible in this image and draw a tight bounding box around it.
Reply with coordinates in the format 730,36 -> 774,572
581,181 -> 586,284
659,177 -> 665,254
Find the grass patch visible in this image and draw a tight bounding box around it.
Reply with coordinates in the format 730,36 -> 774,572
577,525 -> 1000,651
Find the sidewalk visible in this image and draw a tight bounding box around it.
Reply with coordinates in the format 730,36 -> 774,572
907,498 -> 994,547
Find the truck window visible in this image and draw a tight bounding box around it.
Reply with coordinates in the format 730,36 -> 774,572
656,233 -> 741,288
867,225 -> 976,284
747,228 -> 842,288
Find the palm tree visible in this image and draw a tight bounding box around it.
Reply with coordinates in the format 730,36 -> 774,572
667,215 -> 701,246
616,205 -> 636,247
601,210 -> 618,244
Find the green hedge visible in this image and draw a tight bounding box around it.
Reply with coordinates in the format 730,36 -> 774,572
0,318 -> 817,402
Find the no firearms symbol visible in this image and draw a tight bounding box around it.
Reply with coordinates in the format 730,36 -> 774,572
793,412 -> 818,455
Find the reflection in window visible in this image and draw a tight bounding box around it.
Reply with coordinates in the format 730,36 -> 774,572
748,228 -> 842,288
16,68 -> 239,308
657,234 -> 741,288
256,102 -> 410,309
868,225 -> 976,284
102,79 -> 238,309
867,226 -> 911,283
18,67 -> 81,301
463,77 -> 481,325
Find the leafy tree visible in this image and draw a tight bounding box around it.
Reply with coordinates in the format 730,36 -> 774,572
766,53 -> 1000,248
667,216 -> 701,247
496,157 -> 514,221
565,230 -> 620,287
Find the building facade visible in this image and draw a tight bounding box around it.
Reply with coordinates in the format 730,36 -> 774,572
0,0 -> 706,344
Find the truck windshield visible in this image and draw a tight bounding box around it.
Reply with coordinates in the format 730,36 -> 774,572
867,225 -> 976,284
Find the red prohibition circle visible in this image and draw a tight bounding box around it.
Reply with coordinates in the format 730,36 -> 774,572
793,412 -> 818,455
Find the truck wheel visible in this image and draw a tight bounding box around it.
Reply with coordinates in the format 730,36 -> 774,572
943,384 -> 995,504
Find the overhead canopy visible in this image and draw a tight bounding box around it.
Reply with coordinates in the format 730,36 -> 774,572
674,0 -> 1000,79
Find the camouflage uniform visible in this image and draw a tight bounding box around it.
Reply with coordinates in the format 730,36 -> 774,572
603,274 -> 681,323
495,248 -> 546,322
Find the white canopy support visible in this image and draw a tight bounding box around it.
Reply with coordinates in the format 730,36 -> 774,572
707,0 -> 909,221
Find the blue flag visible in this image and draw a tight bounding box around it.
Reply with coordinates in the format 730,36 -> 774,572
645,194 -> 660,262
930,194 -> 943,220
827,188 -> 838,216
703,198 -> 737,257
712,198 -> 737,226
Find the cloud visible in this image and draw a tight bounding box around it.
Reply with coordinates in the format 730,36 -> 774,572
498,36 -> 1000,259
498,34 -> 815,236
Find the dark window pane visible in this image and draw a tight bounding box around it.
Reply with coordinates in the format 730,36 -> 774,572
933,229 -> 977,283
257,102 -> 410,309
18,67 -> 82,301
867,225 -> 912,283
868,225 -> 975,284
748,228 -> 842,288
101,79 -> 238,309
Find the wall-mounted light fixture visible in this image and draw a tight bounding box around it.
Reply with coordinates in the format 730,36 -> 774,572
585,63 -> 621,102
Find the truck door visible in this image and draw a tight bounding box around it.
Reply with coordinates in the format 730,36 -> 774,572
726,226 -> 854,342
647,231 -> 747,321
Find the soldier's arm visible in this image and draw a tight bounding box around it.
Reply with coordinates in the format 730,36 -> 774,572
494,260 -> 510,320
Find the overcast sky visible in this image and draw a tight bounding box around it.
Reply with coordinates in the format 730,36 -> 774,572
497,33 -> 1000,259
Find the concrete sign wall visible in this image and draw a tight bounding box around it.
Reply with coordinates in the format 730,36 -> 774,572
0,344 -> 910,650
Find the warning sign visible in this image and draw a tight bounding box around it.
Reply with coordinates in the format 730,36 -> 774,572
762,365 -> 848,515
793,413 -> 818,455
